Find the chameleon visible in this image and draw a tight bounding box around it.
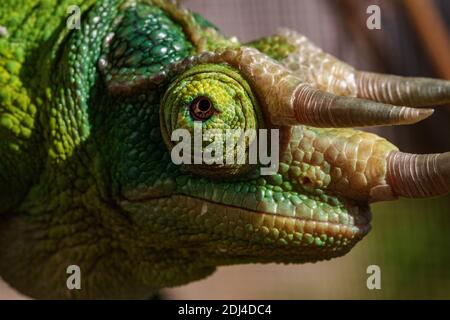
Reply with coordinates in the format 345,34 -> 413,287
0,0 -> 449,299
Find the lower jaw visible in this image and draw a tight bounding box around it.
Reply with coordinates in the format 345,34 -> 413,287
123,193 -> 371,260
232,210 -> 371,262
188,194 -> 374,247
247,210 -> 371,242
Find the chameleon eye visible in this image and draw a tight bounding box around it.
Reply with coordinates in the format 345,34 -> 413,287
161,64 -> 263,178
189,96 -> 215,121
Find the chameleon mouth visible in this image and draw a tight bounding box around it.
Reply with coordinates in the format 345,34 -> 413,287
184,195 -> 373,239
122,189 -> 372,249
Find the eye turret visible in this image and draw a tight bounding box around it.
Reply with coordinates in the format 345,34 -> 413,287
160,64 -> 264,178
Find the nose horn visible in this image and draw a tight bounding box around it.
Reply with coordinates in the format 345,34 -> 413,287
386,151 -> 450,198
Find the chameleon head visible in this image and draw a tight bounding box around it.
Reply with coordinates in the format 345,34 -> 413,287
112,47 -> 450,288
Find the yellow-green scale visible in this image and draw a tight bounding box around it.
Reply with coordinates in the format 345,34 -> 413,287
0,0 -> 96,212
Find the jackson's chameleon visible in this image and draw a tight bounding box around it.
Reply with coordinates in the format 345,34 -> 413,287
0,0 -> 449,299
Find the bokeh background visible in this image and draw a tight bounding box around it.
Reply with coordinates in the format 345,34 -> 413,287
1,0 -> 449,299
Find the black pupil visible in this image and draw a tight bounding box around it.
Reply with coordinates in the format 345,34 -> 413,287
198,98 -> 211,111
190,97 -> 214,121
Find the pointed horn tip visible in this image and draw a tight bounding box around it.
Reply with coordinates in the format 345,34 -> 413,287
412,108 -> 434,123
376,106 -> 433,126
386,151 -> 450,199
393,106 -> 434,125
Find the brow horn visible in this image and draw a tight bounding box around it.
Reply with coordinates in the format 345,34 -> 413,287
356,71 -> 450,107
145,47 -> 436,128
386,151 -> 450,198
291,84 -> 433,128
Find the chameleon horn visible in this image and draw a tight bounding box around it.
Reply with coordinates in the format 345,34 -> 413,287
291,84 -> 434,128
170,47 -> 433,128
386,151 -> 450,198
356,71 -> 450,107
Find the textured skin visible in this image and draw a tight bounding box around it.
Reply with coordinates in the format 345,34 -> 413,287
0,0 -> 447,299
250,29 -> 357,97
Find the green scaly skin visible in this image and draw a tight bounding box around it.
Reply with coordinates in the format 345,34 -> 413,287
0,0 -> 447,299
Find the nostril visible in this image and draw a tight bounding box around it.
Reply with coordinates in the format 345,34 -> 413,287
300,177 -> 312,186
